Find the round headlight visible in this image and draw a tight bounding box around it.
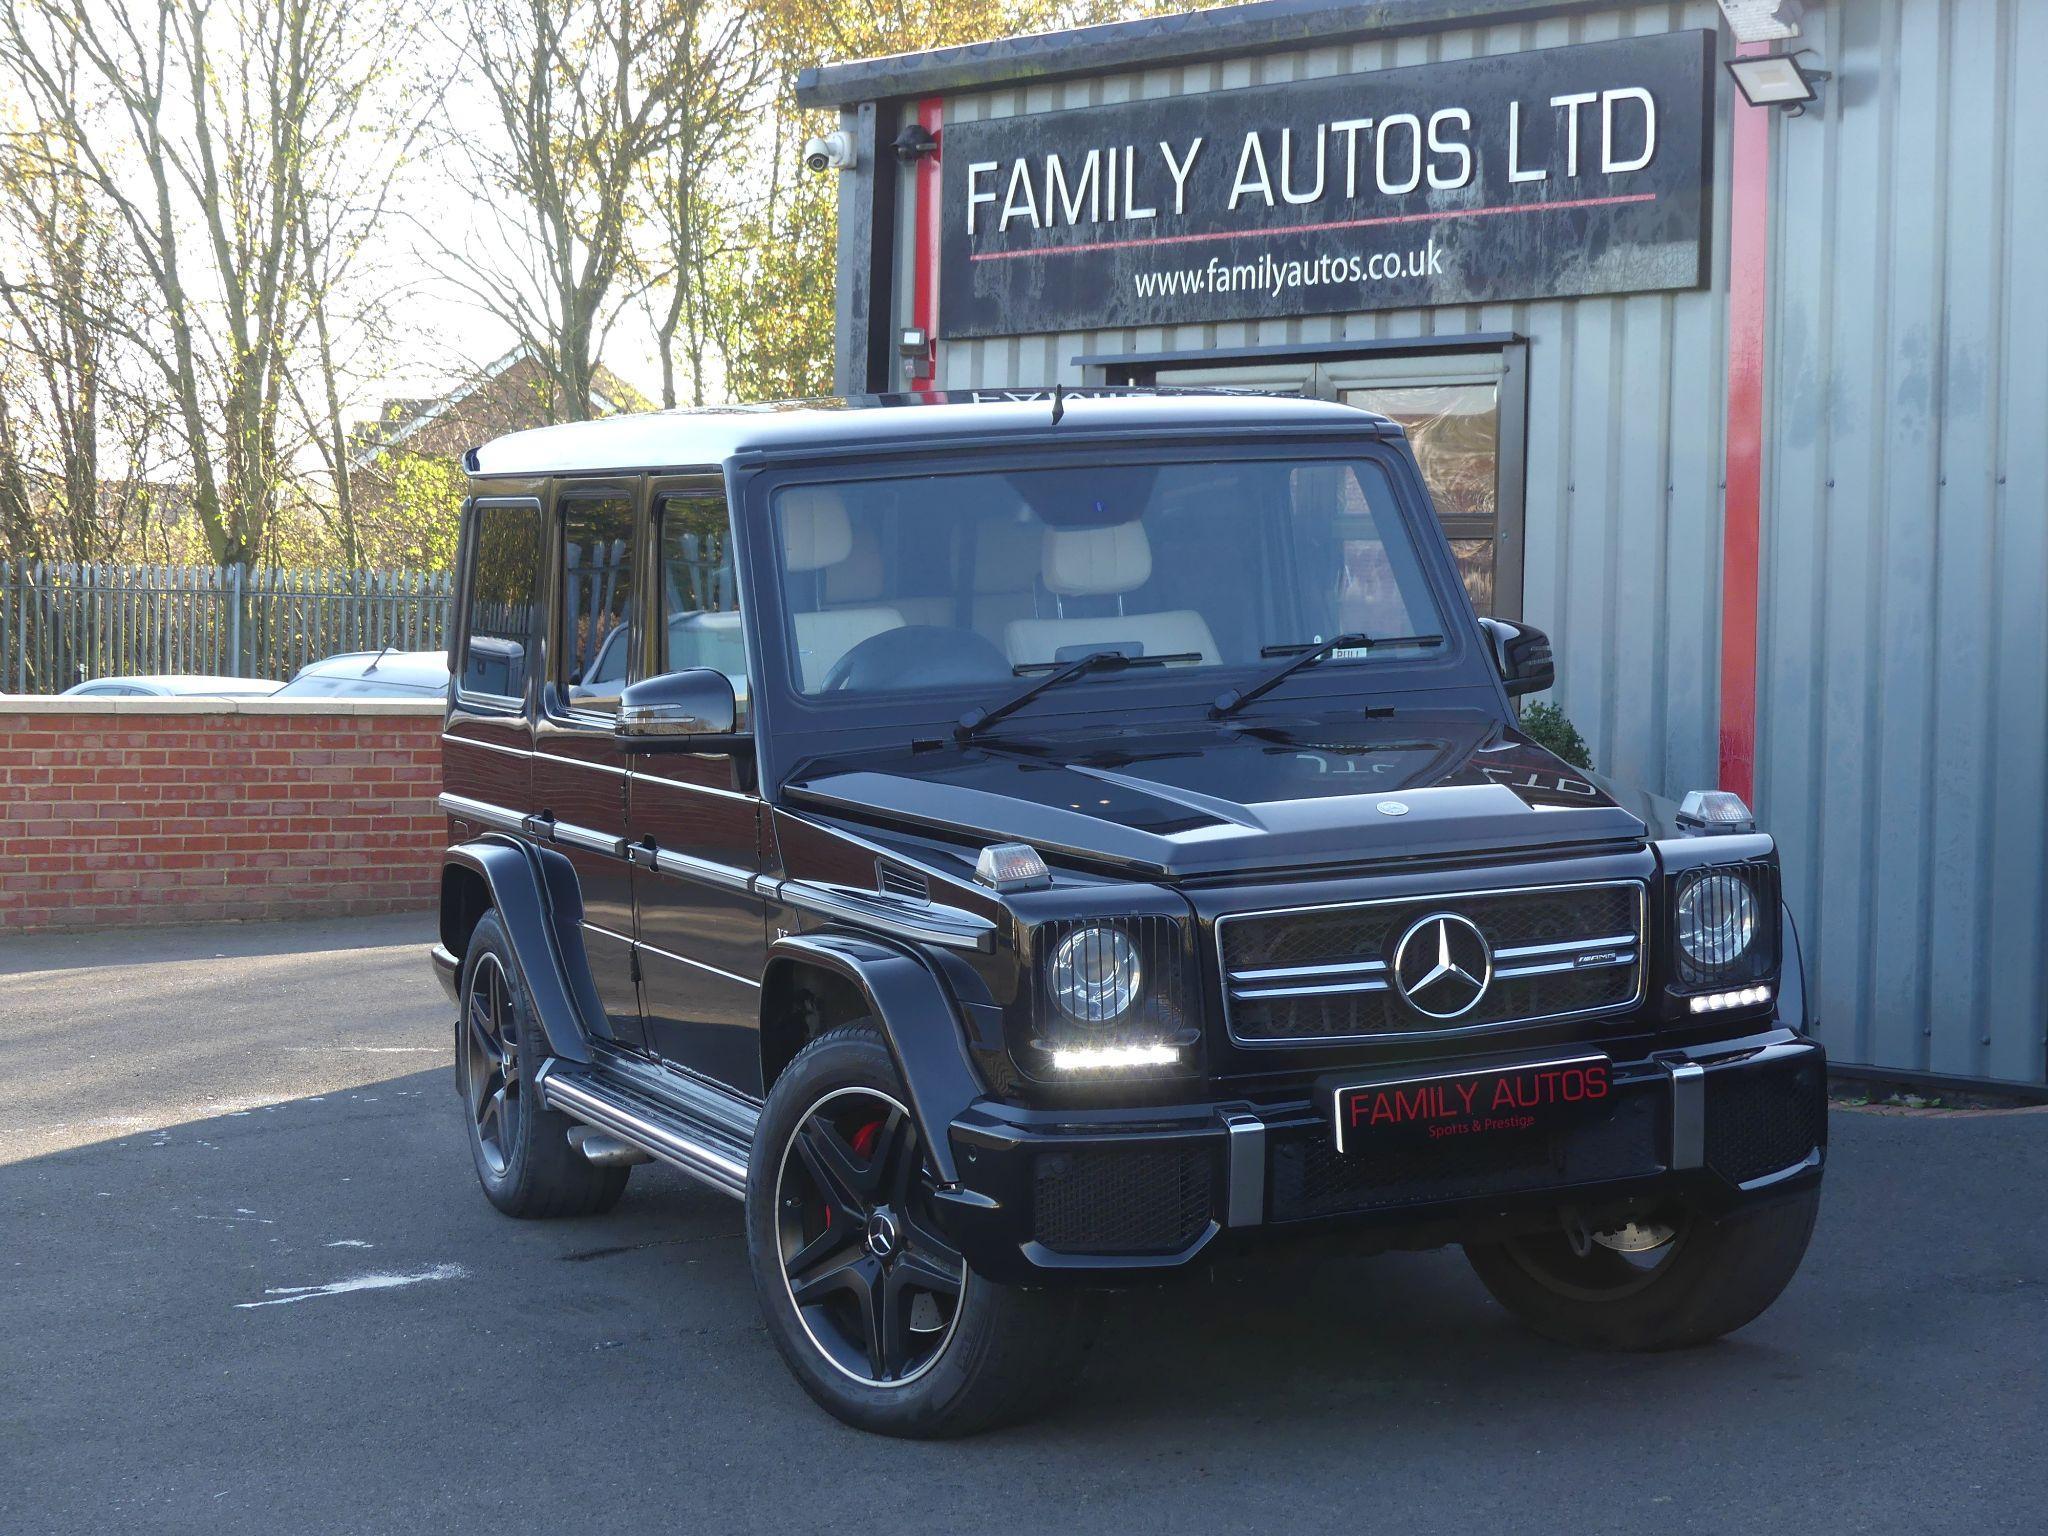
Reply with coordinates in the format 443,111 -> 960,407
1049,926 -> 1142,1023
1677,872 -> 1758,969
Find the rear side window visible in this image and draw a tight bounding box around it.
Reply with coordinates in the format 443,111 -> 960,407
460,501 -> 542,703
558,495 -> 637,715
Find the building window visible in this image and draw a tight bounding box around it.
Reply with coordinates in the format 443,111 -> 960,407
1132,340 -> 1528,619
459,499 -> 541,703
1336,381 -> 1500,615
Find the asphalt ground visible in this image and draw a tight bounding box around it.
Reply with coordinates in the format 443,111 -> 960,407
2,914 -> 2043,1534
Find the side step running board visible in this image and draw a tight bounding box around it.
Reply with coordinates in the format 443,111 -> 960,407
536,1060 -> 752,1201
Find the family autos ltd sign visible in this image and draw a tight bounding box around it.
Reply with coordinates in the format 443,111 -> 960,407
935,31 -> 1715,338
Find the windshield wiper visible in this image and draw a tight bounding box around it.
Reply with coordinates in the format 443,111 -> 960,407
956,649 -> 1201,740
1210,631 -> 1443,719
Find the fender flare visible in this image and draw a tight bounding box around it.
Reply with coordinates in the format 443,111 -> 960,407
763,932 -> 984,1186
442,836 -> 600,1065
1779,899 -> 1809,1033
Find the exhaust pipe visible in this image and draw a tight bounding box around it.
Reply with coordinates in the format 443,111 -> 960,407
567,1125 -> 653,1167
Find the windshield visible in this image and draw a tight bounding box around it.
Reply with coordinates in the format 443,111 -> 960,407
772,455 -> 1446,703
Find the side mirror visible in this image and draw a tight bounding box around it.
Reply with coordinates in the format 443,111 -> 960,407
1479,618 -> 1555,698
616,668 -> 737,743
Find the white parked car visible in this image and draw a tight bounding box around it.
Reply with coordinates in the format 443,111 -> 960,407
59,675 -> 282,699
271,648 -> 450,700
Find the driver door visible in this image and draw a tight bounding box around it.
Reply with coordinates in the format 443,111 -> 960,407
626,487 -> 769,1095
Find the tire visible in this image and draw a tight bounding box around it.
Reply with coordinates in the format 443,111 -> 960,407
746,1025 -> 1093,1437
455,910 -> 628,1219
1463,1186 -> 1821,1351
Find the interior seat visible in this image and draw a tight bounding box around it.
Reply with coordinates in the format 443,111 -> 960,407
780,487 -> 904,689
826,525 -> 949,629
968,513 -> 1044,637
1004,522 -> 1220,669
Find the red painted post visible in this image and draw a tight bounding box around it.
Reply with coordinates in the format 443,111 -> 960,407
1718,41 -> 1770,802
907,97 -> 944,385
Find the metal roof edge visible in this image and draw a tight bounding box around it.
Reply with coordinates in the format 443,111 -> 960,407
0,696 -> 446,715
795,0 -> 1600,111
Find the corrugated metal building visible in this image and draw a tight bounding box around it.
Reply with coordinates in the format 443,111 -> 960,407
799,0 -> 2048,1088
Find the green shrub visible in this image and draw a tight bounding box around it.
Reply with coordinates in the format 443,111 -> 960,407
1521,701 -> 1592,770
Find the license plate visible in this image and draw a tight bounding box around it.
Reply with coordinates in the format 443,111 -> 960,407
1328,1055 -> 1612,1154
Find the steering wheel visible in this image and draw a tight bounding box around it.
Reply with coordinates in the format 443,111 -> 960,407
822,625 -> 1014,693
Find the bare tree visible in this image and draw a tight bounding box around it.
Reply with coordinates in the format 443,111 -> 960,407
434,0 -> 722,422
0,37 -> 170,564
636,1 -> 768,408
0,0 -> 430,566
277,6 -> 442,571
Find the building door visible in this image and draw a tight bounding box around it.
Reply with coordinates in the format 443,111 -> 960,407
1151,344 -> 1526,618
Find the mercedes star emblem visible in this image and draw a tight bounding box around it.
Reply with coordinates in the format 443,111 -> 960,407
1377,800 -> 1409,816
1391,912 -> 1493,1019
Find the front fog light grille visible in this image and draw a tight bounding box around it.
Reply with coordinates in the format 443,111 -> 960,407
1704,1055 -> 1826,1185
1671,860 -> 1779,990
1032,1145 -> 1215,1254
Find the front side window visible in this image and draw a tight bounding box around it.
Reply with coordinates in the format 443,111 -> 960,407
660,494 -> 748,710
558,495 -> 637,715
771,456 -> 1445,705
459,501 -> 541,702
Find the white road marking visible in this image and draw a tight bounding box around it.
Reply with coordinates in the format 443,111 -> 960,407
235,1263 -> 467,1309
325,1239 -> 374,1249
278,1046 -> 445,1054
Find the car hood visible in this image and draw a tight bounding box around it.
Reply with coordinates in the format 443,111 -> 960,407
783,710 -> 1646,879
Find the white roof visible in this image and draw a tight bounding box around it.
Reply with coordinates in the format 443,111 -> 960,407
468,390 -> 1389,478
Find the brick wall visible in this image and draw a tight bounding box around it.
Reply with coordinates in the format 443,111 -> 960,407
0,700 -> 444,934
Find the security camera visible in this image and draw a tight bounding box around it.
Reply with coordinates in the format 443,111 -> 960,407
802,131 -> 856,174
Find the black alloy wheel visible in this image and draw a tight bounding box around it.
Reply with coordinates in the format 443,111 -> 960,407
748,1027 -> 1094,1435
454,911 -> 628,1219
461,952 -> 522,1178
1491,1214 -> 1690,1302
773,1086 -> 968,1387
1465,1185 -> 1821,1350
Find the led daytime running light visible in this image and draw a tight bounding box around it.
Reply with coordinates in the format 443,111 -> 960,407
1048,1042 -> 1179,1071
1688,984 -> 1773,1014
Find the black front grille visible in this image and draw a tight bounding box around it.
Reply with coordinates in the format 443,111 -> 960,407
1704,1055 -> 1826,1185
1031,1144 -> 1215,1255
1268,1090 -> 1662,1223
1221,882 -> 1643,1042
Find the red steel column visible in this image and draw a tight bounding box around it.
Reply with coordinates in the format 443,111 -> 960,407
907,97 -> 944,386
1718,41 -> 1770,801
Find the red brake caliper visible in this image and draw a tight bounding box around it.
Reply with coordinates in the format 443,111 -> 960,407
825,1119 -> 885,1229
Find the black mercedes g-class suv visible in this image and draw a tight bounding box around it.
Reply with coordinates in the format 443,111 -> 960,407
433,389 -> 1824,1437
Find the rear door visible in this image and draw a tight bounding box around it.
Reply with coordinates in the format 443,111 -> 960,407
443,497 -> 541,838
626,484 -> 768,1094
533,481 -> 646,1049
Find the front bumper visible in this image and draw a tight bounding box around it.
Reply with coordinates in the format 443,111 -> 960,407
937,1027 -> 1827,1285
